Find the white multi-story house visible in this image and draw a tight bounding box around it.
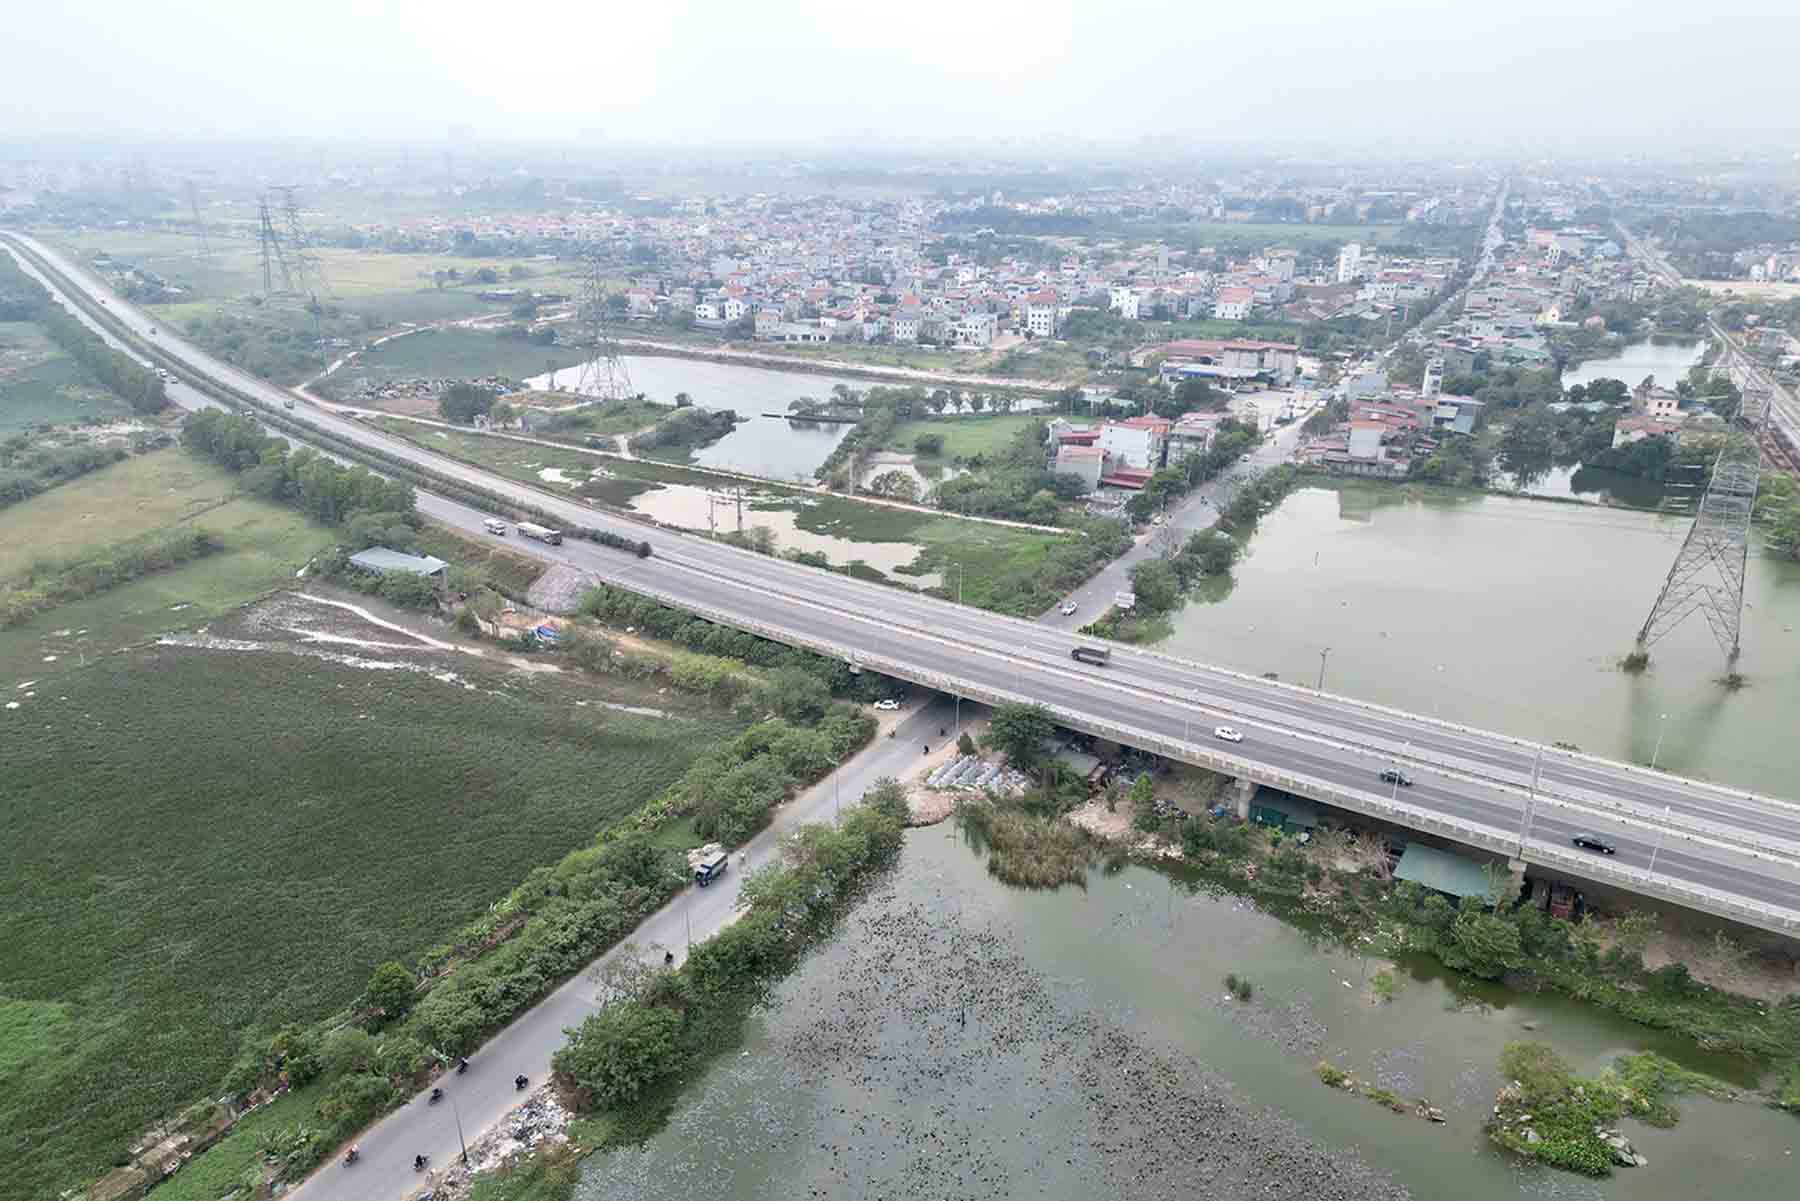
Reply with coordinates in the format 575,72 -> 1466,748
1109,285 -> 1141,320
1336,242 -> 1363,283
947,312 -> 997,348
1213,287 -> 1253,321
891,307 -> 922,343
1099,416 -> 1170,471
1024,290 -> 1060,337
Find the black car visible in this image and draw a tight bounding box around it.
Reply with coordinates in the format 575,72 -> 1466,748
1378,768 -> 1414,787
1571,833 -> 1617,855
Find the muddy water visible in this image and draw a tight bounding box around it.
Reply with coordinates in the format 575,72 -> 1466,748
1157,485 -> 1800,794
577,831 -> 1792,1201
626,482 -> 942,588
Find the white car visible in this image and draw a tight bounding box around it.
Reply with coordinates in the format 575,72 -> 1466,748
1059,601 -> 1078,616
1213,726 -> 1244,743
873,699 -> 900,711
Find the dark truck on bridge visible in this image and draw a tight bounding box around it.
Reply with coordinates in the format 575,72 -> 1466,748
1070,646 -> 1111,666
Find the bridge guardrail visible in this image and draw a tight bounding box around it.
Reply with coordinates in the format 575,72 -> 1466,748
594,572 -> 1800,936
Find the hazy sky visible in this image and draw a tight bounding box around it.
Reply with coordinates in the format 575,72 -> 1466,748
8,0 -> 1798,149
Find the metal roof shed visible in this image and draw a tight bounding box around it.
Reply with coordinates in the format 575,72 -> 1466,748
347,548 -> 448,579
1394,844 -> 1499,903
1248,792 -> 1320,832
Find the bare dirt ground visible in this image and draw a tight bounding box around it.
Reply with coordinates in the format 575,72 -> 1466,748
903,715 -> 989,826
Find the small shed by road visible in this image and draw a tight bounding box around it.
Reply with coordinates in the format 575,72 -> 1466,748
347,547 -> 448,589
1394,844 -> 1500,903
1249,791 -> 1319,834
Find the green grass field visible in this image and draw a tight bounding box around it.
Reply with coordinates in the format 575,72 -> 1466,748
42,230 -> 562,308
0,321 -> 133,431
334,327 -> 587,389
0,638 -> 741,1201
0,449 -> 336,685
883,413 -> 1044,460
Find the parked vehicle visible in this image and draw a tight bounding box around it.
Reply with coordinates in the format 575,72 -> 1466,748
1213,726 -> 1244,743
1571,833 -> 1616,855
694,850 -> 729,886
1070,646 -> 1111,666
1059,601 -> 1078,616
283,399 -> 295,410
516,521 -> 561,545
483,517 -> 509,536
1378,768 -> 1414,787
873,699 -> 900,711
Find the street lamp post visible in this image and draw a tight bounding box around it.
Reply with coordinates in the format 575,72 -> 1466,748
447,1091 -> 470,1166
1317,647 -> 1331,691
1651,713 -> 1670,770
833,755 -> 842,822
1390,742 -> 1410,801
1517,744 -> 1544,855
950,562 -> 965,737
1648,804 -> 1672,877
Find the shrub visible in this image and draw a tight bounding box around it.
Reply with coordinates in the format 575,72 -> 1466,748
554,1001 -> 684,1109
365,962 -> 416,1021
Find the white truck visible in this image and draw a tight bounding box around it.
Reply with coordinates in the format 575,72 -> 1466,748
515,521 -> 562,545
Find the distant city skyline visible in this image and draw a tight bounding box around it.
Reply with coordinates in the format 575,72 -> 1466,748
8,0 -> 1800,152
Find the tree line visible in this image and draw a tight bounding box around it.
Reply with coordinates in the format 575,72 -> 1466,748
0,250 -> 167,415
181,409 -> 417,537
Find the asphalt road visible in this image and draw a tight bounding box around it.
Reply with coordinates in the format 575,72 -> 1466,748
9,231 -> 1800,928
302,695 -> 955,1201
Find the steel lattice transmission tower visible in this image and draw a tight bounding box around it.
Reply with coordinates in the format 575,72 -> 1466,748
573,256 -> 635,401
1634,385 -> 1771,662
256,195 -> 294,294
185,181 -> 211,260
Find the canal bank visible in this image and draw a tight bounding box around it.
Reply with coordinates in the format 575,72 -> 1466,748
573,827 -> 1797,1201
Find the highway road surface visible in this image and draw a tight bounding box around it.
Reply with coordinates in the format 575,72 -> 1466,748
7,230 -> 1799,939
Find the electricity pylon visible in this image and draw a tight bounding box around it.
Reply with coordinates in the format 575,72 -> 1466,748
1634,386 -> 1770,663
573,256 -> 634,401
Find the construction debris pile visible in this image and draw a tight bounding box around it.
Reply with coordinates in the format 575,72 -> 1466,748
924,755 -> 1029,796
345,376 -> 519,402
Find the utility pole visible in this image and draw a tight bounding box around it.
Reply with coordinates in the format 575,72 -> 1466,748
1316,646 -> 1331,691
1651,713 -> 1670,770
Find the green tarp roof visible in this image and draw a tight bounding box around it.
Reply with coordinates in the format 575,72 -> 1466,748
1394,844 -> 1498,901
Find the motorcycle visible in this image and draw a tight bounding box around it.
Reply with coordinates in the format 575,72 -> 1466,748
429,1087 -> 443,1105
344,1146 -> 360,1167
414,1154 -> 429,1172
456,1057 -> 469,1075
514,1074 -> 529,1091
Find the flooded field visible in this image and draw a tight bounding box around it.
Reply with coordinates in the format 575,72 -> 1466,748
577,830 -> 1794,1201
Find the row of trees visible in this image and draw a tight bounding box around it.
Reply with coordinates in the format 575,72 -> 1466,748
553,783 -> 910,1112
0,250 -> 167,414
181,409 -> 417,539
1123,417 -> 1261,520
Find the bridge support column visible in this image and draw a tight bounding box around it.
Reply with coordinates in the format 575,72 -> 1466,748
1230,777 -> 1256,821
1503,858 -> 1528,906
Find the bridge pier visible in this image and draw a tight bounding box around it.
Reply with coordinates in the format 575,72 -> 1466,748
1503,858 -> 1528,906
1230,777 -> 1256,821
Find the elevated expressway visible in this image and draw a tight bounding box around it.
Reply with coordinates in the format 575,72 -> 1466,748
6,230 -> 1797,937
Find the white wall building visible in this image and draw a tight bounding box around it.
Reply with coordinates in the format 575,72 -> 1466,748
1336,242 -> 1363,284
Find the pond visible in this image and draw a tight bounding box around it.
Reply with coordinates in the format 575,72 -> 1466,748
625,481 -> 942,589
1561,338 -> 1704,391
576,830 -> 1795,1201
1156,485 -> 1800,795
